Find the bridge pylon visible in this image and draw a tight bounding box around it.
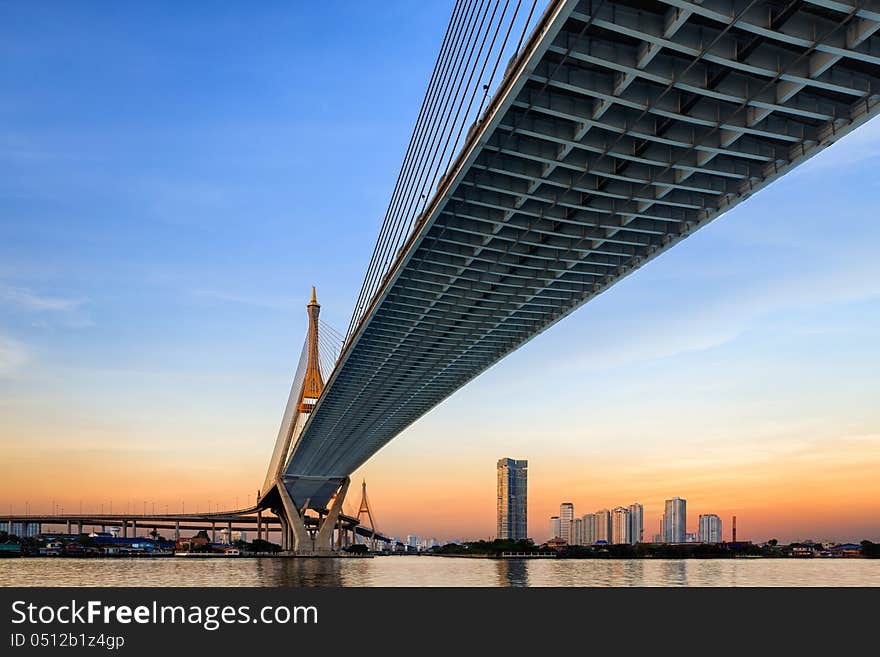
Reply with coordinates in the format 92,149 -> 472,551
259,287 -> 351,554
355,479 -> 379,550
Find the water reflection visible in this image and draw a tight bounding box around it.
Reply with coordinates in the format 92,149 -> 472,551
495,559 -> 530,587
0,557 -> 878,587
660,560 -> 688,587
261,558 -> 345,587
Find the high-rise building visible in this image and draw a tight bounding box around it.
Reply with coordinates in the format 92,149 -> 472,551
611,507 -> 631,545
593,509 -> 611,544
572,517 -> 584,546
549,516 -> 561,540
627,503 -> 644,545
559,502 -> 574,543
496,458 -> 528,540
698,514 -> 723,544
582,514 -> 595,545
663,497 -> 687,543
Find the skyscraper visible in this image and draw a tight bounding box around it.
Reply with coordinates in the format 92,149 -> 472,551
628,503 -> 644,545
611,507 -> 631,545
593,509 -> 611,544
559,502 -> 574,543
582,514 -> 595,545
572,517 -> 585,545
496,458 -> 528,540
663,497 -> 687,543
698,514 -> 723,544
550,516 -> 561,540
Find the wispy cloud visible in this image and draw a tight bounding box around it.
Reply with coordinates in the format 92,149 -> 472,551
553,252 -> 880,373
0,284 -> 84,312
0,335 -> 28,376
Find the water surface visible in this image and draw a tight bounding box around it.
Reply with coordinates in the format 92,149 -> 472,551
1,556 -> 878,587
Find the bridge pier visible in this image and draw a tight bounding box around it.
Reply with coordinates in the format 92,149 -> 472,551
276,476 -> 350,554
174,521 -> 180,541
276,512 -> 289,551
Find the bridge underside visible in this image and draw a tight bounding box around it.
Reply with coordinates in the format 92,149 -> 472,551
285,0 -> 880,507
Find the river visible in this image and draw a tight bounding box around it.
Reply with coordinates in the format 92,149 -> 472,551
1,556 -> 878,586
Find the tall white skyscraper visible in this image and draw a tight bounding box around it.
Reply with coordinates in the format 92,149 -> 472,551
663,497 -> 687,543
496,458 -> 528,540
627,503 -> 644,545
698,514 -> 723,543
559,502 -> 574,543
593,509 -> 611,544
549,516 -> 561,540
611,507 -> 631,545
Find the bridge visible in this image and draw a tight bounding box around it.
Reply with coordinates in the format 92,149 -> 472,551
8,0 -> 878,555
256,0 -> 880,553
0,504 -> 393,549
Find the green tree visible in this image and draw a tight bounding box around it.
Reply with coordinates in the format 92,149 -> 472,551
861,540 -> 880,558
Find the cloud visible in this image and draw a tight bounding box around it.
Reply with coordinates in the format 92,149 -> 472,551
552,251 -> 880,374
0,335 -> 28,376
0,285 -> 84,312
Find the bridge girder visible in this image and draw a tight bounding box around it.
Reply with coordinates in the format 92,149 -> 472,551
280,0 -> 880,507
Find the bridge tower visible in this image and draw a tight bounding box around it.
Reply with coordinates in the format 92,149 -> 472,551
355,480 -> 378,550
266,287 -> 351,554
300,286 -> 323,412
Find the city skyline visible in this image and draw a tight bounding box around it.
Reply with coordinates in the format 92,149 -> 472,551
2,2 -> 879,546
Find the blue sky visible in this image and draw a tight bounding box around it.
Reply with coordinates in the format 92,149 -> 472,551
2,2 -> 879,542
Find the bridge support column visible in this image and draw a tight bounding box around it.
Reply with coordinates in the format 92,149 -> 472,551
315,478 -> 349,551
277,476 -> 350,554
257,510 -> 263,542
66,520 -> 71,535
276,512 -> 288,551
77,521 -> 83,535
277,484 -> 312,553
131,521 -> 136,538
174,521 -> 180,541
211,522 -> 216,543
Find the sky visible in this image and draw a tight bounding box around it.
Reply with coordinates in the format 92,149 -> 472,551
2,2 -> 879,546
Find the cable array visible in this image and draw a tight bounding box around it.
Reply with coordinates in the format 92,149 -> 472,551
345,0 -> 545,344
317,319 -> 346,379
